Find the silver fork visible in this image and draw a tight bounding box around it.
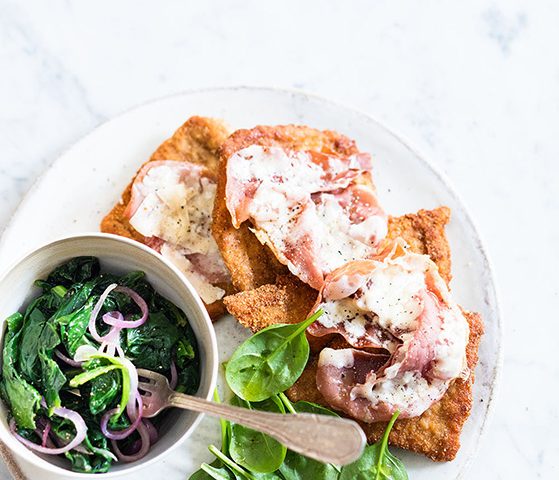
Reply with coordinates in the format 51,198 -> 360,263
137,369 -> 366,466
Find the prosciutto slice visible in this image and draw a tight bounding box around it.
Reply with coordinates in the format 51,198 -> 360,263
125,160 -> 230,304
225,145 -> 387,289
310,242 -> 470,422
125,160 -> 205,219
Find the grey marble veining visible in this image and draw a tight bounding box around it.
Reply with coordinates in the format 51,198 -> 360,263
0,0 -> 558,479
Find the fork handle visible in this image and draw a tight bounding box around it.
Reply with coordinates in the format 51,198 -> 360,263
168,392 -> 366,465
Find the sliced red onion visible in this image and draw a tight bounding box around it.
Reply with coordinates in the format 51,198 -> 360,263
55,349 -> 83,368
41,419 -> 51,448
121,439 -> 141,456
89,285 -> 149,356
99,312 -> 124,357
103,311 -> 124,325
34,419 -> 55,449
120,419 -> 157,455
100,410 -> 136,441
89,283 -> 118,342
111,286 -> 149,328
11,403 -> 87,455
33,429 -> 56,449
111,420 -> 151,463
142,419 -> 158,445
169,360 -> 178,390
100,392 -> 143,440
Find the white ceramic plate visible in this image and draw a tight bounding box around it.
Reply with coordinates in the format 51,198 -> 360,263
0,87 -> 501,480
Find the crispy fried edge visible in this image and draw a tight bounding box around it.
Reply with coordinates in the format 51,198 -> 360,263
100,116 -> 233,319
387,207 -> 452,284
223,274 -> 319,332
224,206 -> 484,461
212,124 -> 372,292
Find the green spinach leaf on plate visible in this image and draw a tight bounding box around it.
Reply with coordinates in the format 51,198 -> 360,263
339,411 -> 408,480
291,400 -> 339,417
229,395 -> 287,474
276,395 -> 341,480
279,449 -> 340,480
225,310 -> 322,402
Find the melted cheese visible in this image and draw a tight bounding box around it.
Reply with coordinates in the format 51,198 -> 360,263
314,248 -> 470,419
354,253 -> 428,332
352,370 -> 448,417
313,194 -> 381,273
432,305 -> 470,380
130,164 -> 216,255
318,348 -> 355,369
128,162 -> 228,305
226,145 -> 387,288
228,145 -> 351,199
319,298 -> 369,343
161,243 -> 225,305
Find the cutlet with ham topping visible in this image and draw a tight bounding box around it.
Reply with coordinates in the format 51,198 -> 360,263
213,124 -> 387,292
222,205 -> 483,461
101,116 -> 234,319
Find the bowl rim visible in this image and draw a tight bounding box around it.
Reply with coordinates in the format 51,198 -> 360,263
0,232 -> 219,478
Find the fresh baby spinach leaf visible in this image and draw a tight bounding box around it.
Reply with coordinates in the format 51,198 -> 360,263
198,463 -> 236,480
277,395 -> 341,479
196,445 -> 248,480
279,449 -> 340,480
229,396 -> 287,474
292,400 -> 339,417
339,411 -> 408,480
225,310 -> 322,402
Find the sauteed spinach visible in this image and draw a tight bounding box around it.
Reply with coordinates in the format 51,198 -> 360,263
0,257 -> 200,473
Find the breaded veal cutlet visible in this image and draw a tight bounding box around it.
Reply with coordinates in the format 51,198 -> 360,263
213,125 -> 483,462
212,124 -> 376,293
101,116 -> 234,319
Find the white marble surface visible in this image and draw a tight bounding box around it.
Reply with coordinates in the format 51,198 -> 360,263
0,0 -> 557,478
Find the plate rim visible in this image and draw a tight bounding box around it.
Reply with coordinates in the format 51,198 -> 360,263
0,86 -> 503,477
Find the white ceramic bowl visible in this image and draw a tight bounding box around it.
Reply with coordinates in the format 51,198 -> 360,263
0,233 -> 218,478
